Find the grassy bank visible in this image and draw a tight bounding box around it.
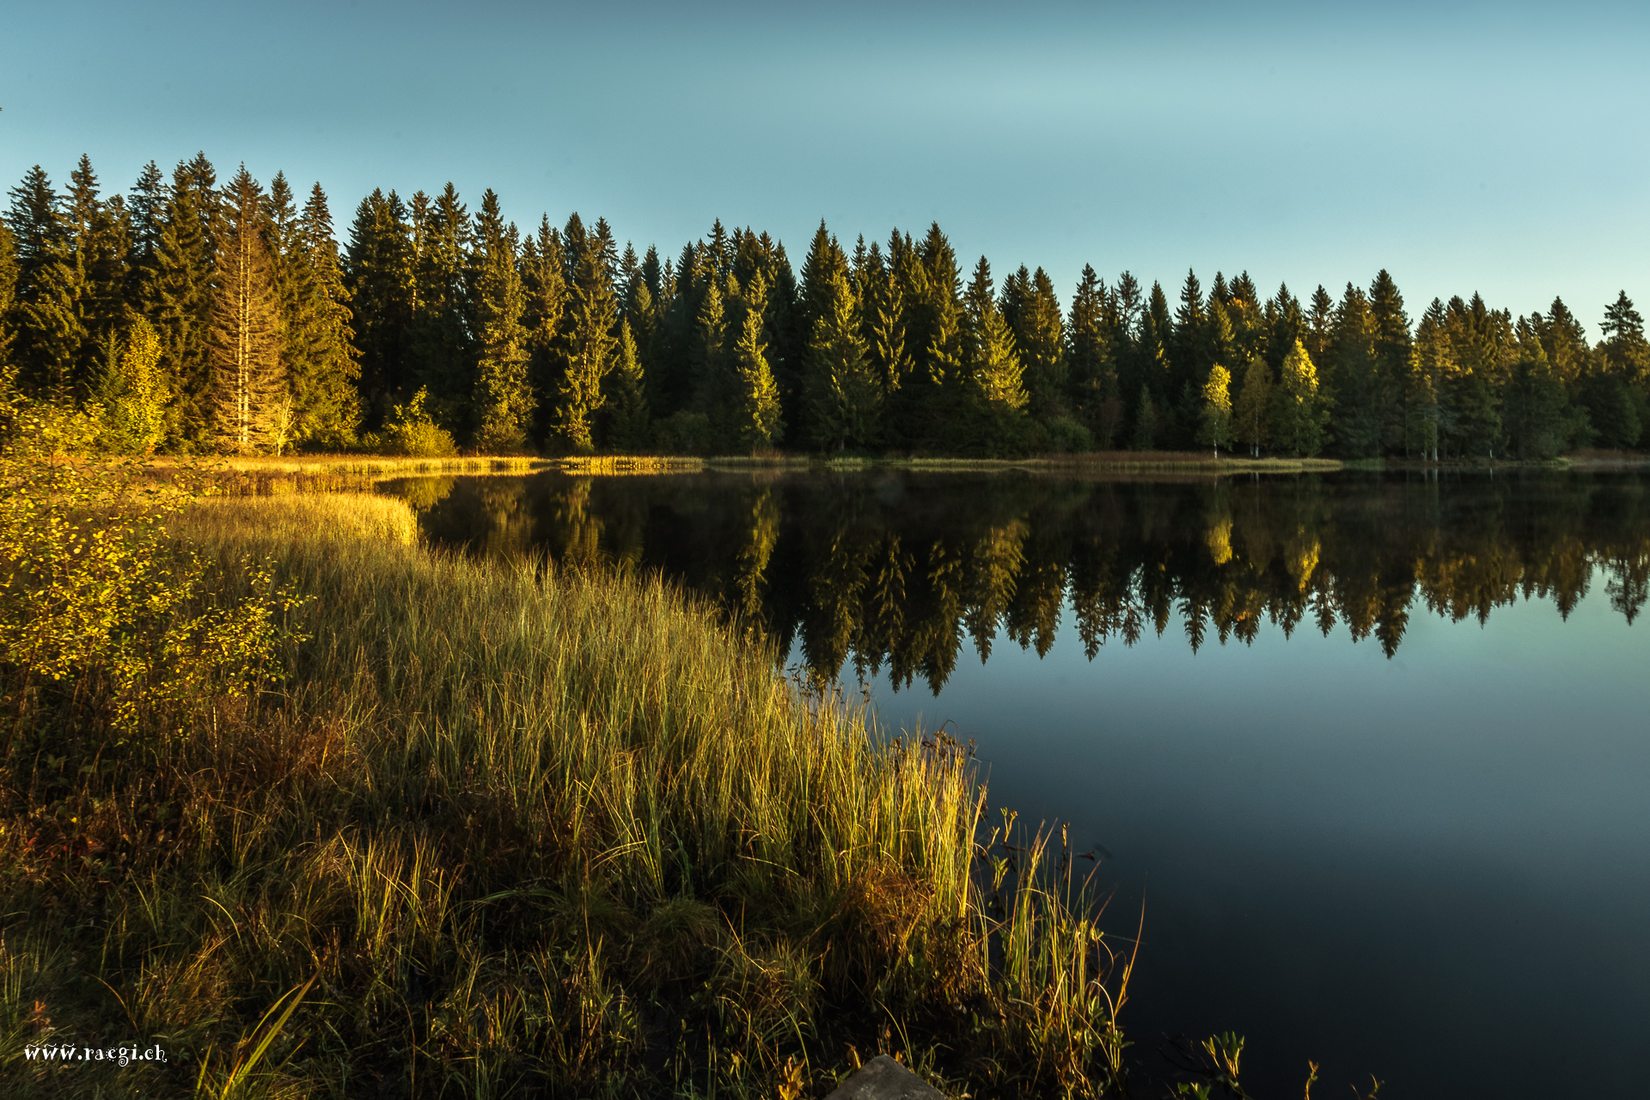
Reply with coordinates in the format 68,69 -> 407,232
2,468 -> 1128,1097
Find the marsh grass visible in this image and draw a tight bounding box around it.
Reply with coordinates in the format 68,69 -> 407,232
3,484 -> 1128,1097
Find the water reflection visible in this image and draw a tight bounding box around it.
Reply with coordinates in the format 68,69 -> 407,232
396,470 -> 1650,691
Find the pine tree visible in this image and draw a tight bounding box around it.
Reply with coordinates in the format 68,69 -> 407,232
125,161 -> 167,313
732,273 -> 783,449
1409,299 -> 1451,461
804,266 -> 877,450
1199,363 -> 1233,457
208,167 -> 287,452
1368,269 -> 1411,452
1272,339 -> 1328,457
285,184 -> 361,446
520,218 -> 569,443
556,212 -> 619,452
153,155 -> 219,445
7,165 -> 87,399
601,318 -> 650,450
861,243 -> 911,402
1013,266 -> 1065,417
345,188 -> 414,426
964,256 -> 1028,418
1328,283 -> 1380,456
68,156 -> 130,391
408,184 -> 474,423
469,190 -> 532,451
1065,264 -> 1112,439
1504,319 -> 1572,459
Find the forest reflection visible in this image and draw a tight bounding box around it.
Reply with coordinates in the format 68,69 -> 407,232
399,471 -> 1650,693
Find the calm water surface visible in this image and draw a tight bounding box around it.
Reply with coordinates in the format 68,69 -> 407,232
388,469 -> 1650,1098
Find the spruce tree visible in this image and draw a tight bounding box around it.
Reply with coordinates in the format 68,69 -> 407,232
732,273 -> 783,449
285,184 -> 361,446
409,184 -> 474,423
963,256 -> 1028,418
556,212 -> 619,452
125,161 -> 167,313
1504,319 -> 1572,459
1013,266 -> 1065,417
1328,283 -> 1381,456
345,188 -> 414,426
1368,269 -> 1411,451
153,155 -> 219,445
1409,300 -> 1451,461
469,190 -> 532,451
601,318 -> 650,450
521,217 -> 568,445
208,167 -> 287,452
804,266 -> 877,450
1065,264 -> 1111,438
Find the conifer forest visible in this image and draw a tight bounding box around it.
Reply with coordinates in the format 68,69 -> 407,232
6,154 -> 1648,461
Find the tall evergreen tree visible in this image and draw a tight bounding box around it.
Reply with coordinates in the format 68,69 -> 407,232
962,257 -> 1028,456
556,212 -> 619,451
345,188 -> 413,425
1065,264 -> 1113,441
732,273 -> 784,449
601,318 -> 650,449
462,192 -> 528,450
1409,299 -> 1452,461
1327,283 -> 1380,456
803,265 -> 877,450
125,161 -> 167,313
407,184 -> 474,423
284,184 -> 361,446
521,217 -> 569,445
208,167 -> 287,452
1504,318 -> 1573,459
152,155 -> 219,444
1368,269 -> 1411,452
1012,266 -> 1065,417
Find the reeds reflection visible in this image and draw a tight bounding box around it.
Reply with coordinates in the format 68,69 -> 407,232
398,470 -> 1650,691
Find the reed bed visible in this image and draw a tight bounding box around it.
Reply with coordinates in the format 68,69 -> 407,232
3,487 -> 1127,1097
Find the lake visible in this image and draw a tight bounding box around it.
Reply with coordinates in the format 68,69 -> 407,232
386,468 -> 1650,1098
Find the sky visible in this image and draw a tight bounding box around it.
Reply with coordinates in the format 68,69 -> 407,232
3,0 -> 1647,333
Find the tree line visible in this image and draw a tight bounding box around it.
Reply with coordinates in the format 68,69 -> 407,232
3,152 -> 1649,458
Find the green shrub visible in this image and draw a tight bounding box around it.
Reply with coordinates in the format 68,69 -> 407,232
368,388 -> 458,457
0,402 -> 300,737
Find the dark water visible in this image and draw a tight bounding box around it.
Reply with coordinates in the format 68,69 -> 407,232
387,469 -> 1650,1098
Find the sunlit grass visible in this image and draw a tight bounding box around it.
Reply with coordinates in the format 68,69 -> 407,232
3,486 -> 1127,1096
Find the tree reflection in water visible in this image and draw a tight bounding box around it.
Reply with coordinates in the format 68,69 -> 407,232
397,470 -> 1650,692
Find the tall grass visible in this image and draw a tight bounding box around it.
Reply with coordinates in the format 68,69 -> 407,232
3,486 -> 1128,1096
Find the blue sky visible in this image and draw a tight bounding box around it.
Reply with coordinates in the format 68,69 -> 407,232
4,0 -> 1646,332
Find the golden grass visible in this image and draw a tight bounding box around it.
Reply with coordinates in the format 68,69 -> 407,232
3,488 -> 1127,1097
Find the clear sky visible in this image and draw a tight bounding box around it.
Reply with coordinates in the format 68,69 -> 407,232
3,0 -> 1646,332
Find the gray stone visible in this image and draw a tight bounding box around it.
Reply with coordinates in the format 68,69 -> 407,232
823,1053 -> 947,1099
